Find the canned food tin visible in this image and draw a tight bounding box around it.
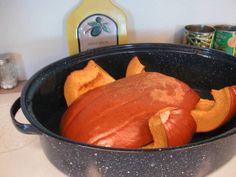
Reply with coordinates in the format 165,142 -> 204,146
213,25 -> 236,56
183,25 -> 215,48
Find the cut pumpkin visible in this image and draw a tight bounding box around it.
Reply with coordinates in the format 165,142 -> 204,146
61,72 -> 199,148
126,56 -> 145,77
194,98 -> 214,111
191,86 -> 236,132
64,60 -> 115,106
146,109 -> 169,148
143,107 -> 196,148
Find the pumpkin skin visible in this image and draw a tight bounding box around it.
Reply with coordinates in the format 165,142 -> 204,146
144,107 -> 197,149
60,72 -> 199,148
162,108 -> 197,147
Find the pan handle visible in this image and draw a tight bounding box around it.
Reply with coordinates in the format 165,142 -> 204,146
10,97 -> 41,135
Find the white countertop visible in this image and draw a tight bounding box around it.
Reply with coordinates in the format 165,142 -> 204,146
1,92 -> 236,177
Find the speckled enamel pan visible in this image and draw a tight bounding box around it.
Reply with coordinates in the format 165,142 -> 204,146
11,43 -> 236,177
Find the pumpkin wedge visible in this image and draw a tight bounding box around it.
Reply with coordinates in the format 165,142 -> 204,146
143,107 -> 196,149
126,56 -> 145,77
64,60 -> 115,106
194,99 -> 214,111
191,86 -> 236,132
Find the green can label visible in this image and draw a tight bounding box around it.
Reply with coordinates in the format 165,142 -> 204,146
213,26 -> 236,56
183,25 -> 215,49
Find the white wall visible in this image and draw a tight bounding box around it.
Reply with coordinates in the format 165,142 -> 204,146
0,0 -> 236,79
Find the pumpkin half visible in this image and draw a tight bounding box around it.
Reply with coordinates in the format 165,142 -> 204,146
60,72 -> 199,148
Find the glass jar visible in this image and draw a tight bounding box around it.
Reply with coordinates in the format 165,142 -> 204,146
0,54 -> 18,89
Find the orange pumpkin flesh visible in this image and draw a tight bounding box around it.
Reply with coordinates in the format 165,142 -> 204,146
64,60 -> 115,106
126,56 -> 145,77
191,86 -> 236,132
194,99 -> 214,111
61,72 -> 199,148
146,109 -> 169,148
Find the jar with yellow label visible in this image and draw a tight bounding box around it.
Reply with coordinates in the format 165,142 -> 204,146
66,0 -> 128,55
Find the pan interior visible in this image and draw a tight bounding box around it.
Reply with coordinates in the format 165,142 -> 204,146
22,44 -> 236,146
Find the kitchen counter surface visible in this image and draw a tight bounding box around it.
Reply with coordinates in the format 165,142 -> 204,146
1,92 -> 236,177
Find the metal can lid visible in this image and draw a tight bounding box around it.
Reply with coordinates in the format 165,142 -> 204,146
185,24 -> 215,34
0,54 -> 10,66
214,25 -> 236,32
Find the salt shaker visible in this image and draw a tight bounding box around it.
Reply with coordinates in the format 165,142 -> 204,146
0,54 -> 18,89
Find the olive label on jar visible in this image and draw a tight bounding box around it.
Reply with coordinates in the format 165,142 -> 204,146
77,14 -> 118,52
213,25 -> 236,56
